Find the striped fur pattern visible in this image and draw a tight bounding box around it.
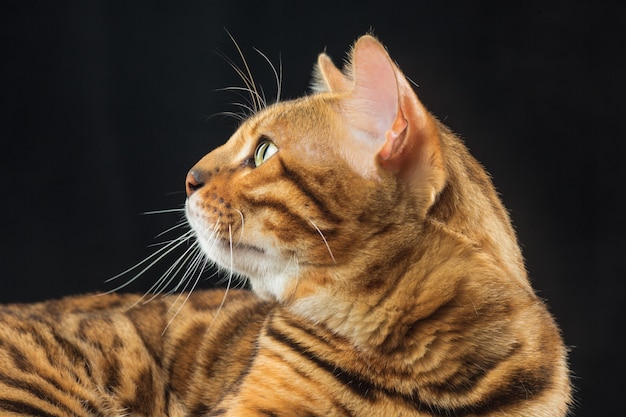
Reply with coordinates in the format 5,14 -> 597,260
0,35 -> 571,416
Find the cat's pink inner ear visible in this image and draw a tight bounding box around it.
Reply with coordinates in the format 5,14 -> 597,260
377,66 -> 444,184
347,36 -> 400,139
313,54 -> 351,93
378,110 -> 408,161
346,35 -> 445,192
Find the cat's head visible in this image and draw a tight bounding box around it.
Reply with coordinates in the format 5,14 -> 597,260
184,35 -> 524,310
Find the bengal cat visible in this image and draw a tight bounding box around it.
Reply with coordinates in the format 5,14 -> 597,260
0,35 -> 571,416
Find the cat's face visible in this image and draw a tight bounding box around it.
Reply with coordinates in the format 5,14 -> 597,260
185,96 -> 383,301
185,36 -> 446,304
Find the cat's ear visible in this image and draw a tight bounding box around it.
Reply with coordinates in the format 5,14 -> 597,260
343,35 -> 445,195
310,53 -> 352,93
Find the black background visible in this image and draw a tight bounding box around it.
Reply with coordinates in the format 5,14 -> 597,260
1,1 -> 623,415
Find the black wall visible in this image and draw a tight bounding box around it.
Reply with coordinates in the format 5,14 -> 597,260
1,1 -> 623,414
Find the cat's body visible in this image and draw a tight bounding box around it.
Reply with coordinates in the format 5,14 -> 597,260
0,35 -> 571,416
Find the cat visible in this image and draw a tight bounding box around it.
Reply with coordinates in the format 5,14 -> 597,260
0,34 -> 571,416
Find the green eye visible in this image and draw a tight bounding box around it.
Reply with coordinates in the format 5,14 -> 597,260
254,140 -> 278,167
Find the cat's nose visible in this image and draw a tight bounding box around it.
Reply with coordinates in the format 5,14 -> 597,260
185,170 -> 205,197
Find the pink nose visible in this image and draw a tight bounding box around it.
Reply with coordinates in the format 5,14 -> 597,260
185,170 -> 204,197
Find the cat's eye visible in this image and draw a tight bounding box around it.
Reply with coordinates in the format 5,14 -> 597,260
253,140 -> 278,167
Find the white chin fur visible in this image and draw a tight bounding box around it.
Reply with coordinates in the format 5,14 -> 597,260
185,201 -> 297,302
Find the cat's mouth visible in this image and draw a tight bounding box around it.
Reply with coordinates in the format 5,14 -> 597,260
217,238 -> 265,255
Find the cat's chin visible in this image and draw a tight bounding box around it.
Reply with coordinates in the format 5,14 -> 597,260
192,231 -> 296,301
196,235 -> 266,270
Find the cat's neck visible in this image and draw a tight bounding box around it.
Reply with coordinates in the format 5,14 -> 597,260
430,123 -> 530,291
286,127 -> 532,351
285,224 -> 458,350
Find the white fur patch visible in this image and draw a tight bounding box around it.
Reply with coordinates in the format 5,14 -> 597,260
185,196 -> 297,302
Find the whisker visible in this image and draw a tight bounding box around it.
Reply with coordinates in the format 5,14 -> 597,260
139,242 -> 203,304
258,84 -> 268,110
225,99 -> 258,116
215,64 -> 265,112
165,190 -> 187,197
234,209 -> 245,244
172,244 -> 207,293
208,110 -> 247,122
216,86 -> 262,103
215,51 -> 261,113
162,255 -> 208,335
146,237 -> 185,248
253,47 -> 282,104
103,230 -> 195,293
212,225 -> 236,319
228,225 -> 234,286
276,53 -> 282,103
213,30 -> 281,121
224,29 -> 264,112
217,86 -> 260,96
210,88 -> 260,121
309,219 -> 336,264
141,208 -> 185,215
153,221 -> 189,239
194,225 -> 238,339
160,246 -> 206,314
215,57 -> 258,114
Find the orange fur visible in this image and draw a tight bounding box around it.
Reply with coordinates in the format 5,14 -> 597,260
0,35 -> 571,416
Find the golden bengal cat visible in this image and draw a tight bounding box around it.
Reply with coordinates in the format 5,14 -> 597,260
0,35 -> 571,416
